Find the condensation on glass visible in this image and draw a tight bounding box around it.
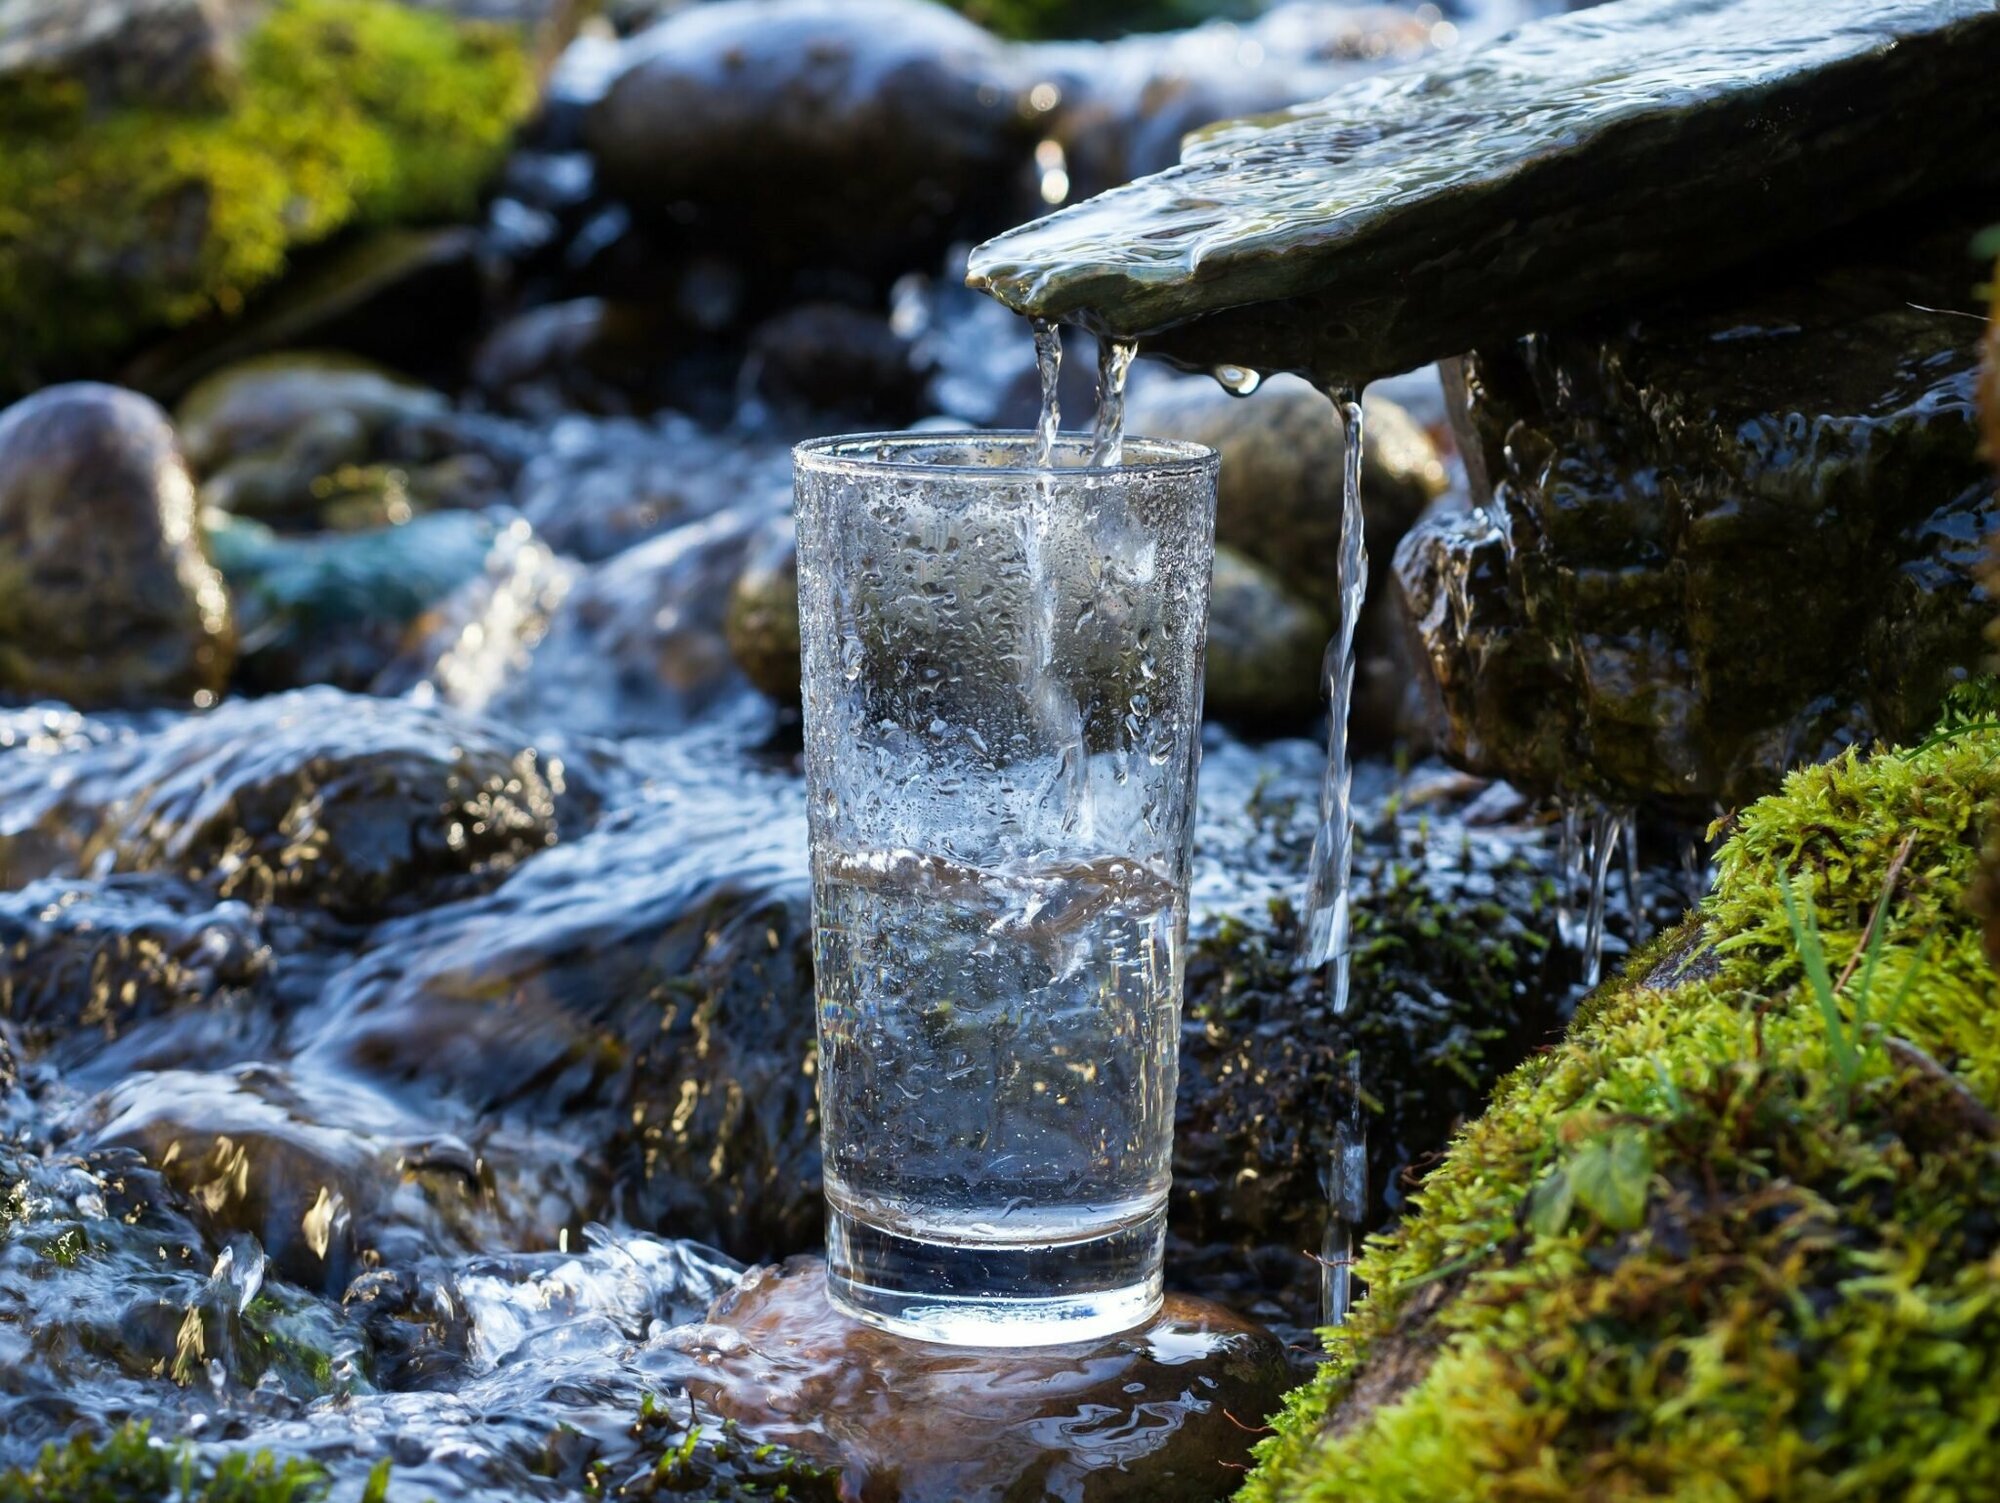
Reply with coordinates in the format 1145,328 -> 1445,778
794,432 -> 1218,1345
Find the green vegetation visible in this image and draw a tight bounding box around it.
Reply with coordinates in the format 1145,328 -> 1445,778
1240,696 -> 2000,1501
0,1424 -> 333,1503
0,0 -> 535,380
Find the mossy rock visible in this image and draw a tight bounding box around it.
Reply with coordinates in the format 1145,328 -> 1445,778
1241,687 -> 2000,1501
0,0 -> 537,389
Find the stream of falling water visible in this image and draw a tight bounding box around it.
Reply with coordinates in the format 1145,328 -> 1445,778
1088,337 -> 1138,466
1031,317 -> 1062,467
1554,798 -> 1638,989
1296,389 -> 1370,1326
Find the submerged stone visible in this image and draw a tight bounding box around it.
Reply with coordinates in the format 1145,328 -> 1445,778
966,0 -> 2000,382
1396,221 -> 1994,807
0,688 -> 587,923
659,1256 -> 1294,1503
0,383 -> 234,708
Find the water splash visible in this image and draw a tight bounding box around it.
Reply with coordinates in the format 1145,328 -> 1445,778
1088,338 -> 1138,467
1032,317 -> 1063,468
1554,797 -> 1639,989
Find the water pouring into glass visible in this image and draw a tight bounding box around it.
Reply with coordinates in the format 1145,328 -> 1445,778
793,332 -> 1217,1345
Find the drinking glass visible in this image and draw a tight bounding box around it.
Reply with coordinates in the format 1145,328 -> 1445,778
794,431 -> 1218,1345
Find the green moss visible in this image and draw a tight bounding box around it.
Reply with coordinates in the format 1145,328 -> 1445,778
1242,702 -> 2000,1501
0,1423 -> 331,1503
950,0 -> 1254,39
0,0 -> 535,380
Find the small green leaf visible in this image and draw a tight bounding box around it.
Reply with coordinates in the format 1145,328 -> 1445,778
1526,1168 -> 1575,1238
1568,1126 -> 1653,1231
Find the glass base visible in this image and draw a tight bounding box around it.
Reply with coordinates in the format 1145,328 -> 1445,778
825,1203 -> 1165,1347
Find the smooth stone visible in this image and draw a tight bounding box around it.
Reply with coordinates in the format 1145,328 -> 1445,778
659,1256 -> 1294,1503
586,0 -> 1039,279
176,352 -> 447,474
967,0 -> 2000,382
1202,546 -> 1329,730
469,298 -> 673,418
1396,218 -> 1995,806
0,383 -> 234,707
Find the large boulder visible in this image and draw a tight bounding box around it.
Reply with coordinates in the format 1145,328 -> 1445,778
586,0 -> 1040,282
0,383 -> 234,706
1396,222 -> 1994,808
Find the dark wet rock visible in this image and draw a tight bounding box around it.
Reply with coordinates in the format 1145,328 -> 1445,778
0,0 -> 263,111
491,505 -> 780,738
744,302 -> 929,427
515,416 -> 793,563
0,688 -> 588,924
657,1256 -> 1293,1503
470,298 -> 673,418
1397,221 -> 1995,807
1202,547 -> 1328,730
968,0 -> 2000,383
587,0 -> 1040,282
0,876 -> 268,1063
0,383 -> 234,708
301,778 -> 820,1260
724,515 -> 802,709
208,510 -> 503,692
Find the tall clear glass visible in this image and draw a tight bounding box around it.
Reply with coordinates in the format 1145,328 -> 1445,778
794,431 -> 1218,1345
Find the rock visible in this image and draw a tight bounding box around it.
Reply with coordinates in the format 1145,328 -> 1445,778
0,383 -> 234,707
1201,547 -> 1328,729
470,298 -> 672,418
1396,221 -> 1995,807
0,688 -> 589,923
1130,374 -> 1442,621
1241,701 -> 2000,1503
743,302 -> 929,426
1,0 -> 537,387
491,504 -> 779,737
0,0 -> 266,111
657,1257 -> 1294,1503
298,780 -> 821,1261
967,0 -> 2000,383
724,515 -> 802,708
208,510 -> 504,692
586,0 -> 1039,282
0,875 -> 267,1065
176,352 -> 446,473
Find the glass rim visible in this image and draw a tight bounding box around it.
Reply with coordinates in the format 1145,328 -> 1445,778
793,430 -> 1219,479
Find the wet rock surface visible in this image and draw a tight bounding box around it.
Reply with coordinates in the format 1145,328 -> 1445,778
968,0 -> 2000,382
662,1256 -> 1295,1503
0,384 -> 234,708
586,0 -> 1039,282
1397,219 -> 1995,806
